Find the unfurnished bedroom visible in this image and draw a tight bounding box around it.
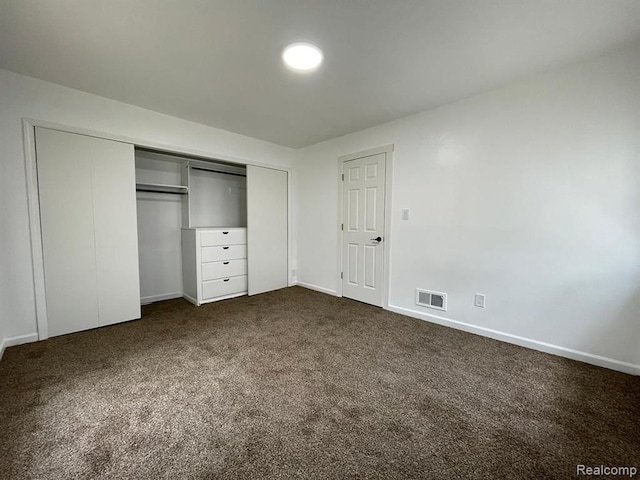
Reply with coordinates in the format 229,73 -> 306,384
0,1 -> 639,478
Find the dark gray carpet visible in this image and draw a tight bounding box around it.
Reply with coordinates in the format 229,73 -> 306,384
0,286 -> 638,479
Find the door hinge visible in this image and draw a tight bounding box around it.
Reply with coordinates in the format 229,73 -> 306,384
341,223 -> 343,231
341,173 -> 344,181
341,272 -> 343,279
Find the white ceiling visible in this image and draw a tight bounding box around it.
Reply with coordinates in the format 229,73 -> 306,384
2,1 -> 640,148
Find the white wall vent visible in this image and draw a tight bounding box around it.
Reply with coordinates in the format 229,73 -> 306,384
416,288 -> 447,311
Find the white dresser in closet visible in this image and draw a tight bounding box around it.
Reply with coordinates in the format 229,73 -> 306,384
182,227 -> 248,305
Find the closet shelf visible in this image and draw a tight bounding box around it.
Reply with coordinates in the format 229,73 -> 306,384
136,183 -> 189,195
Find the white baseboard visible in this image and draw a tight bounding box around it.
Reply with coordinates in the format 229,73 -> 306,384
183,293 -> 198,306
140,292 -> 183,305
293,281 -> 340,297
0,333 -> 39,360
387,304 -> 640,376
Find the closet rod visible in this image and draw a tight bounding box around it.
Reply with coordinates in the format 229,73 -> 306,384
190,166 -> 246,178
136,188 -> 187,195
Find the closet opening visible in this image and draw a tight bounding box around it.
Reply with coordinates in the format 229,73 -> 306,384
134,148 -> 247,307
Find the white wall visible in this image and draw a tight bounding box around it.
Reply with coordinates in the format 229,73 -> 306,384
0,68 -> 294,342
295,44 -> 640,372
0,313 -> 5,358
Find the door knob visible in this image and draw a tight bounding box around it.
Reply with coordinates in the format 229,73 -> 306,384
371,236 -> 382,242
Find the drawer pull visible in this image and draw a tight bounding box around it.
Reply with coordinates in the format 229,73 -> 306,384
223,278 -> 230,282
222,231 -> 229,234
223,262 -> 229,265
222,246 -> 229,250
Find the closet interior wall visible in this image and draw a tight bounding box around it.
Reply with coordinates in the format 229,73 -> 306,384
135,151 -> 184,304
188,167 -> 247,228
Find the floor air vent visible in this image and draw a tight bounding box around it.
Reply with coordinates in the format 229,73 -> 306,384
416,289 -> 447,311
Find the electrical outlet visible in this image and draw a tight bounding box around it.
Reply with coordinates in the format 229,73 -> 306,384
474,293 -> 486,308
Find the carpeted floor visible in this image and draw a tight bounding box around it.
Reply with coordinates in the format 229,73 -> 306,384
0,286 -> 638,479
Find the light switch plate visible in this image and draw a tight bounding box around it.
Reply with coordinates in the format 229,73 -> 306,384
401,209 -> 409,220
474,293 -> 486,308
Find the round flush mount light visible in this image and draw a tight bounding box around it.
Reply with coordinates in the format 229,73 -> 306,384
282,42 -> 323,71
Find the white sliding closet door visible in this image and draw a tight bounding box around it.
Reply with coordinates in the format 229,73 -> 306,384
246,166 -> 288,295
37,129 -> 100,337
92,143 -> 141,326
36,128 -> 140,337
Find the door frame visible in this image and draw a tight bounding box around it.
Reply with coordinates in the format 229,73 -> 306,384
337,145 -> 393,308
22,118 -> 294,341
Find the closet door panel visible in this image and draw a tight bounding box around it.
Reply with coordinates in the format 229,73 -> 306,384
92,141 -> 141,326
35,128 -> 100,337
246,166 -> 288,295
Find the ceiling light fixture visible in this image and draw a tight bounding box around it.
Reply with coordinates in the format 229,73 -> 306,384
282,42 -> 323,71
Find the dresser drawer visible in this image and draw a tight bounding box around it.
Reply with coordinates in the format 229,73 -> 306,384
202,275 -> 247,300
202,259 -> 247,281
201,245 -> 247,262
200,229 -> 246,247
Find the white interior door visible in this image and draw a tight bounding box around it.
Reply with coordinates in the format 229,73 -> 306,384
36,127 -> 140,337
246,165 -> 288,295
342,153 -> 386,306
